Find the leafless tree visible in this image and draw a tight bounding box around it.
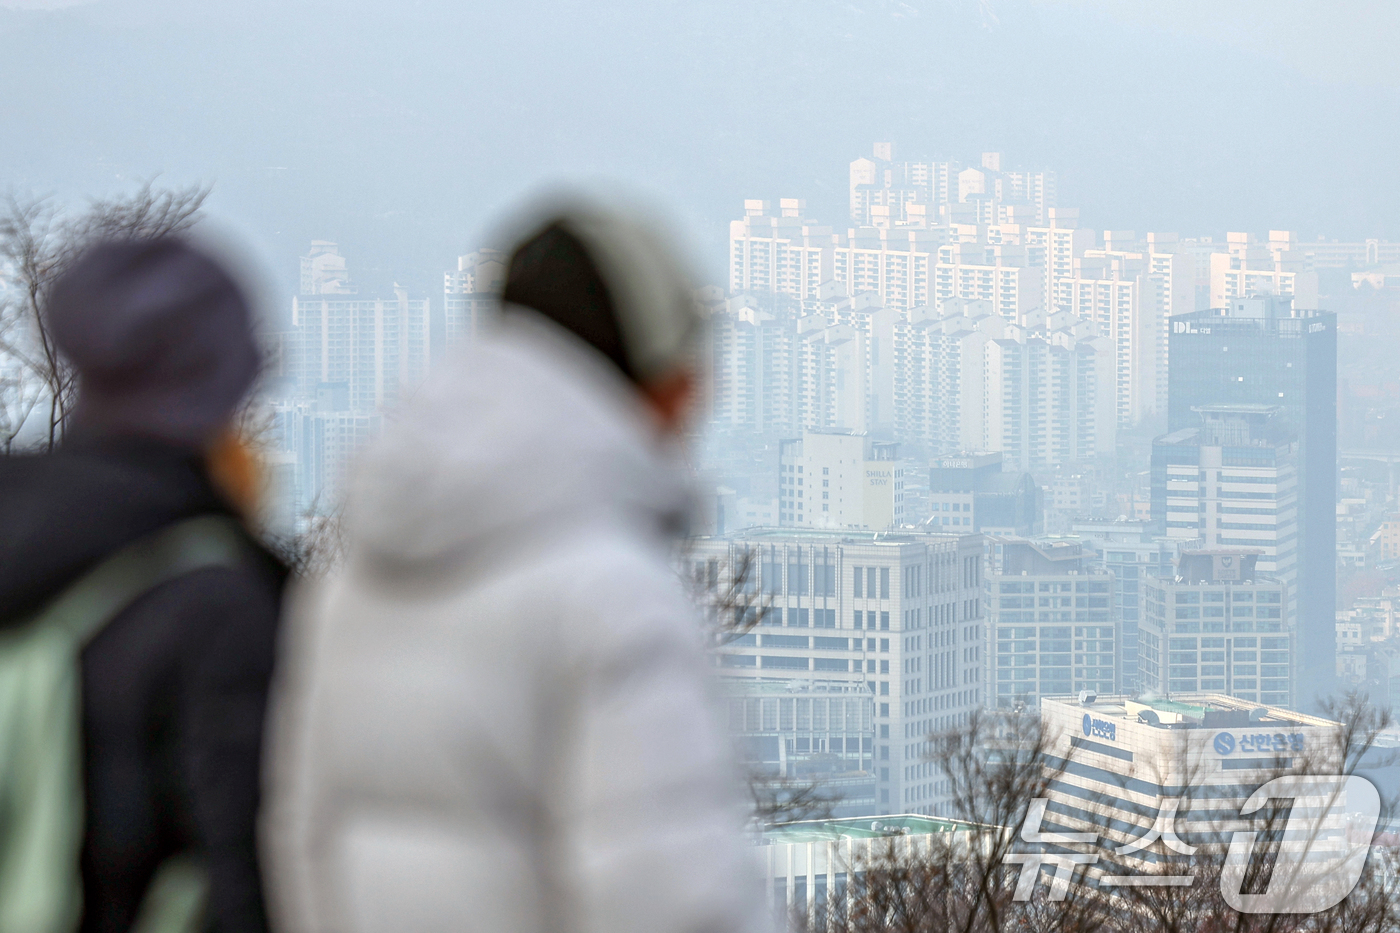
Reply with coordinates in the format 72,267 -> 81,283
0,181 -> 210,451
935,705 -> 1075,933
681,544 -> 775,646
292,502 -> 349,579
747,764 -> 839,826
799,705 -> 1086,933
0,366 -> 39,453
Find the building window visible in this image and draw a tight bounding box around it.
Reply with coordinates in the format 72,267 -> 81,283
881,568 -> 891,599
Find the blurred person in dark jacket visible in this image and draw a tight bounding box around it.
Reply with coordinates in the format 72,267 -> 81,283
0,239 -> 285,933
264,202 -> 765,933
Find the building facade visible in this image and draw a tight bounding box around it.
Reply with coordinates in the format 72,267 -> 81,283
692,529 -> 986,817
1150,405 -> 1299,626
1038,693 -> 1346,881
721,679 -> 877,817
1139,550 -> 1292,707
987,539 -> 1118,708
1069,519 -> 1187,695
778,431 -> 903,530
929,451 -> 1041,536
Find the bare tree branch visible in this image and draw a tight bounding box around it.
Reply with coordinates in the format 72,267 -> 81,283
0,180 -> 211,452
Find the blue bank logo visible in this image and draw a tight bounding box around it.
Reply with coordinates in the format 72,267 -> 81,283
1082,714 -> 1117,741
1214,732 -> 1237,755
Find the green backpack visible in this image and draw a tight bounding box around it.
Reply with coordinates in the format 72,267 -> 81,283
0,515 -> 250,933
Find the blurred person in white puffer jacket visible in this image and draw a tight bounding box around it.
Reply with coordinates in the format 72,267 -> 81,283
261,200 -> 765,933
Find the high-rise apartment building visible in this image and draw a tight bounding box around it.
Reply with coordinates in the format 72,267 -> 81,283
892,298 -> 999,453
1167,297 -> 1336,702
986,539 -> 1117,708
932,242 -> 1044,323
1025,209 -> 1095,316
778,431 -> 902,530
707,293 -> 1116,466
444,248 -> 504,347
849,145 -> 1056,227
300,241 -> 353,296
1209,231 -> 1321,308
1069,236 -> 1192,425
706,292 -> 894,437
983,312 -> 1115,471
695,529 -> 986,816
268,395 -> 381,517
289,287 -> 432,412
896,303 -> 1114,466
729,200 -> 839,301
288,242 -> 434,412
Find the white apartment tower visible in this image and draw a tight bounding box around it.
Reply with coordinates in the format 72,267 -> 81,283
707,292 -> 895,438
290,288 -> 432,412
729,200 -> 836,300
444,248 -> 505,347
300,241 -> 353,296
1209,231 -> 1321,309
893,303 -> 1114,468
849,144 -> 1057,227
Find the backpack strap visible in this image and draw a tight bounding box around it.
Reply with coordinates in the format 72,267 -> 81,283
43,515 -> 253,647
0,514 -> 251,933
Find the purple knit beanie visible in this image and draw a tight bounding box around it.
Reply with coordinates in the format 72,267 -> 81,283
46,238 -> 259,448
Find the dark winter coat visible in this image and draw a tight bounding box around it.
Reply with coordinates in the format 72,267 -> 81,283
0,431 -> 285,933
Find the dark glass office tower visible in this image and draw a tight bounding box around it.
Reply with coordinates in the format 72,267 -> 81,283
1165,296 -> 1337,707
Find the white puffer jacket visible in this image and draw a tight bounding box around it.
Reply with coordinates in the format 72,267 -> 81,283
263,315 -> 763,933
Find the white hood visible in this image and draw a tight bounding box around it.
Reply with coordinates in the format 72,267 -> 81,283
264,309 -> 765,933
343,311 -> 691,577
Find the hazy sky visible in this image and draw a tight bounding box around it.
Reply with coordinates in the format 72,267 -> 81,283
1,0 -> 1397,303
